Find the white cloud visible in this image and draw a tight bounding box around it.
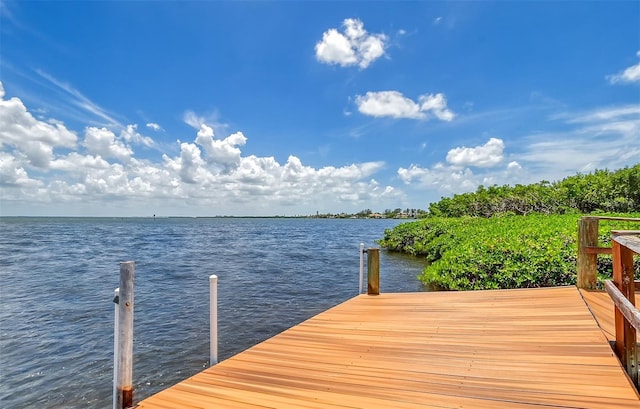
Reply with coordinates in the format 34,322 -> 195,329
398,163 -> 478,192
177,142 -> 209,184
562,105 -> 640,123
315,18 -> 388,69
183,110 -> 229,136
0,82 -> 77,169
146,122 -> 163,132
446,138 -> 505,168
0,81 -> 401,215
0,151 -> 42,188
194,124 -> 246,170
356,91 -> 422,119
506,161 -> 522,172
121,124 -> 155,148
419,93 -> 455,121
608,51 -> 640,84
355,91 -> 455,120
83,127 -> 133,162
517,104 -> 640,176
35,70 -> 121,127
397,158 -> 527,196
399,102 -> 639,199
184,111 -> 206,129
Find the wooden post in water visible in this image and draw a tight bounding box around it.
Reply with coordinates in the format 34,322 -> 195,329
577,217 -> 599,289
612,239 -> 637,385
116,261 -> 135,409
112,288 -> 119,409
367,248 -> 380,295
209,275 -> 218,366
359,243 -> 364,294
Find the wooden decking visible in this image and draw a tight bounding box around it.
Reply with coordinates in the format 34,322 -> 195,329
581,289 -> 618,342
137,287 -> 640,408
581,289 -> 640,343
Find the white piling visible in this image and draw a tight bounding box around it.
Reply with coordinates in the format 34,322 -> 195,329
112,288 -> 119,409
116,261 -> 135,409
209,274 -> 218,366
359,243 -> 364,294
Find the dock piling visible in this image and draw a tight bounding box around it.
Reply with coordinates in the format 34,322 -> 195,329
210,275 -> 218,366
367,248 -> 380,295
116,261 -> 135,409
112,288 -> 119,409
359,243 -> 364,294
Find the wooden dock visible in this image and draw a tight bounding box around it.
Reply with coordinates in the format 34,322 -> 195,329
137,286 -> 640,408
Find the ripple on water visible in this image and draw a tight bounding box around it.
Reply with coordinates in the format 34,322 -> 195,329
0,217 -> 427,408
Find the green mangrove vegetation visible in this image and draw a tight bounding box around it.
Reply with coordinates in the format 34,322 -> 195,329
428,165 -> 640,218
379,165 -> 640,290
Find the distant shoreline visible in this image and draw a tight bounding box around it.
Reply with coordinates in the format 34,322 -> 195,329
0,215 -> 418,220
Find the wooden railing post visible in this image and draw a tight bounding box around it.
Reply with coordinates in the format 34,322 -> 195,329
577,217 -> 599,289
612,239 -> 637,384
116,261 -> 135,409
367,248 -> 380,295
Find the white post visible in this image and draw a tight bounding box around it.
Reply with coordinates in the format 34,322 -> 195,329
359,243 -> 364,294
112,288 -> 119,409
209,275 -> 218,366
116,261 -> 135,409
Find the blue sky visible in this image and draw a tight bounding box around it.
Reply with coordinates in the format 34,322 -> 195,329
1,1 -> 638,217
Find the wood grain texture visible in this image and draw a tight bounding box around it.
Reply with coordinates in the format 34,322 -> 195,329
138,287 -> 640,408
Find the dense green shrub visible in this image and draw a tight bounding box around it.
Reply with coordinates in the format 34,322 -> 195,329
427,164 -> 639,218
379,214 -> 640,290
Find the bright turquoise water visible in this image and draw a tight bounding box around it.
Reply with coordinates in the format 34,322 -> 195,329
0,217 -> 427,408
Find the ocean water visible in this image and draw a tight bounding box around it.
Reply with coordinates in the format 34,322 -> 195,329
0,217 -> 427,408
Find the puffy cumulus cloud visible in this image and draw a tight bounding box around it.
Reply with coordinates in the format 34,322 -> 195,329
83,127 -> 133,162
315,18 -> 388,69
0,152 -> 42,188
506,161 -> 522,173
397,159 -> 528,195
419,93 -> 455,121
608,51 -> 640,84
446,138 -> 505,168
50,152 -> 111,172
179,142 -> 212,184
355,91 -> 455,121
397,138 -> 521,195
356,91 -> 422,119
0,81 -> 77,169
121,124 -> 155,148
397,163 -> 478,192
194,124 -> 246,170
1,82 -> 401,215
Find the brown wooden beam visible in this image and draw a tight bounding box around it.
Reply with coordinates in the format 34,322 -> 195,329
605,281 -> 640,331
595,216 -> 640,222
585,246 -> 612,255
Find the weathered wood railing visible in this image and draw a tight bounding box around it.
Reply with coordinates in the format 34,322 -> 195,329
604,234 -> 640,388
577,216 -> 640,289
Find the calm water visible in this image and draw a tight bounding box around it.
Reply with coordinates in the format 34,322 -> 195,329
0,217 -> 427,408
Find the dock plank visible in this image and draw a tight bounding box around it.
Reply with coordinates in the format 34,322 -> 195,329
137,286 -> 640,408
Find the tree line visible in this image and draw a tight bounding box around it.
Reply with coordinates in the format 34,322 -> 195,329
427,164 -> 640,218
